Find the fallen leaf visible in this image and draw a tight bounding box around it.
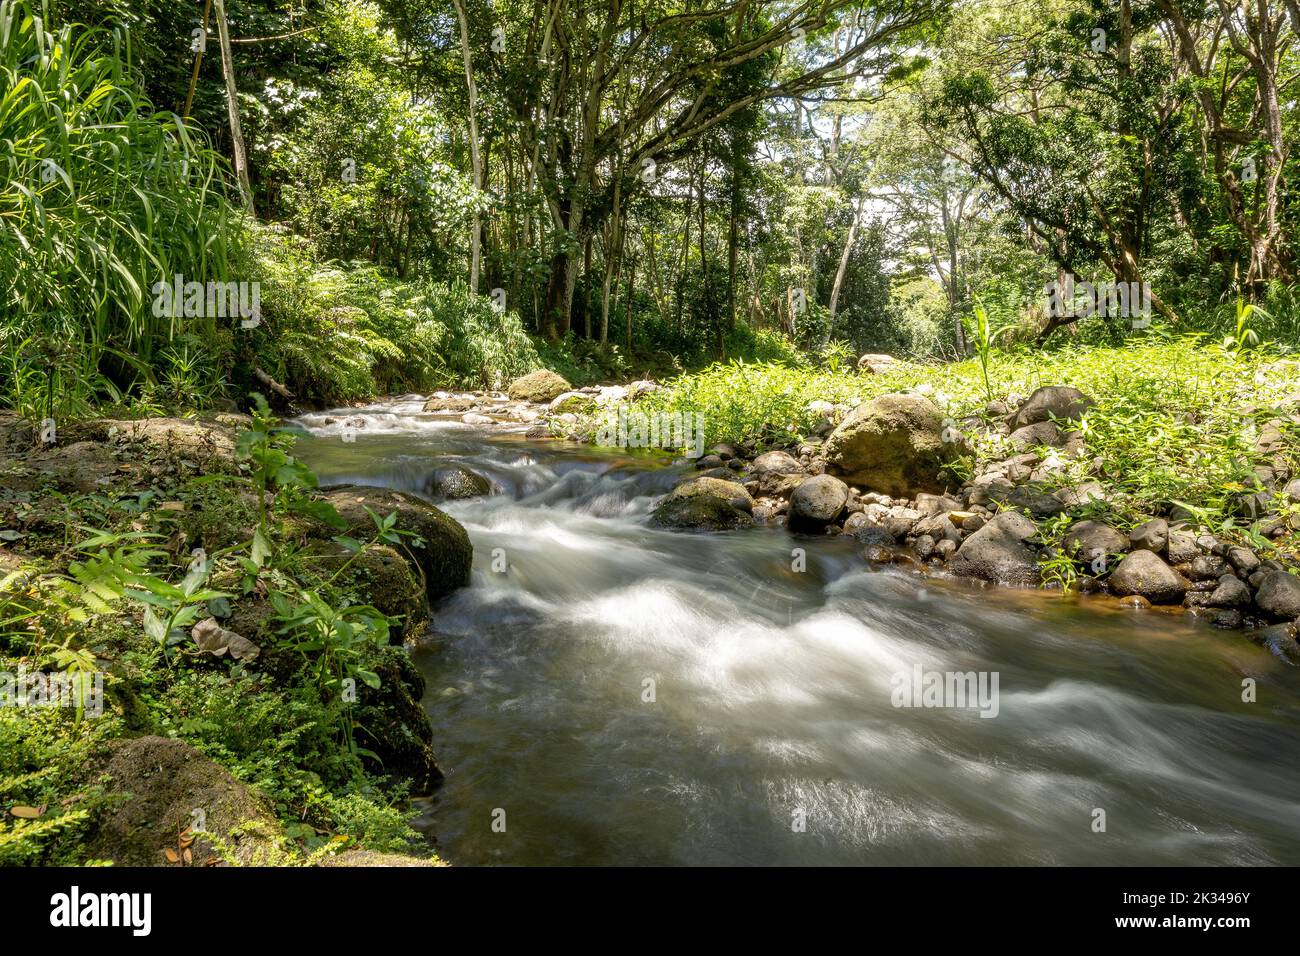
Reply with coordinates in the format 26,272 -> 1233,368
8,805 -> 41,819
164,848 -> 180,864
183,848 -> 193,865
160,501 -> 186,511
191,617 -> 261,661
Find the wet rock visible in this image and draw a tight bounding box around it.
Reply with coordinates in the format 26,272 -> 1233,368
1009,386 -> 1094,430
354,644 -> 443,793
823,393 -> 963,497
948,511 -> 1042,586
304,542 -> 428,638
1254,571 -> 1300,620
649,493 -> 756,532
1129,518 -> 1168,554
316,485 -> 472,602
86,736 -> 283,866
694,454 -> 725,470
915,534 -> 936,560
751,450 -> 806,496
425,465 -> 491,501
934,538 -> 958,561
788,475 -> 849,531
422,394 -> 476,412
1107,550 -> 1189,605
1226,546 -> 1261,575
664,476 -> 755,514
506,369 -> 571,403
1118,595 -> 1151,609
1063,520 -> 1129,564
1208,575 -> 1252,608
461,412 -> 494,426
1250,623 -> 1300,664
524,423 -> 551,440
1165,530 -> 1199,565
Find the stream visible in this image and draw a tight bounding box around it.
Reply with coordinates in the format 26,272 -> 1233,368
294,397 -> 1300,866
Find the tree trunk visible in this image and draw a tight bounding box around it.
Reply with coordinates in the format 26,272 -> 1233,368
213,0 -> 253,212
452,0 -> 483,292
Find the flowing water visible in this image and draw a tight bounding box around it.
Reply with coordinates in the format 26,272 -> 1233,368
295,397 -> 1300,866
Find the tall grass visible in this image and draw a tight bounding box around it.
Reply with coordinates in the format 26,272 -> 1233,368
0,0 -> 239,415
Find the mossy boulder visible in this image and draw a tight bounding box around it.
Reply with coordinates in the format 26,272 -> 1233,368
549,390 -> 597,414
650,492 -> 756,532
823,393 -> 963,497
353,644 -> 443,793
662,476 -> 754,513
304,542 -> 429,639
315,485 -> 472,603
507,369 -> 571,403
85,736 -> 285,867
424,465 -> 491,501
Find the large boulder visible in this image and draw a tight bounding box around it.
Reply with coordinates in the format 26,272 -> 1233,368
948,511 -> 1042,586
507,369 -> 571,403
316,485 -> 472,602
1010,386 -> 1094,429
86,736 -> 284,867
788,475 -> 849,531
1254,571 -> 1300,620
823,393 -> 962,497
1108,550 -> 1189,604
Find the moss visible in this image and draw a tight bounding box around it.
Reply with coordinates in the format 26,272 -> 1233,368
85,736 -> 286,867
507,368 -> 571,402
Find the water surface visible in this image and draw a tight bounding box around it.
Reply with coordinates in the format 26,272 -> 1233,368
295,398 -> 1300,866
